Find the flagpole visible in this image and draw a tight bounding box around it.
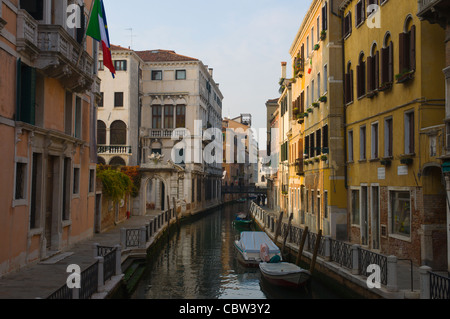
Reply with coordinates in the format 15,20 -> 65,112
76,0 -> 96,68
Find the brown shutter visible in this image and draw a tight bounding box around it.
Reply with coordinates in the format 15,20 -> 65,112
409,25 -> 416,71
375,51 -> 379,89
350,69 -> 354,102
301,91 -> 305,113
388,42 -> 394,82
381,47 -> 388,84
345,73 -> 351,104
356,65 -> 361,97
409,112 -> 415,153
367,56 -> 373,92
399,32 -> 407,73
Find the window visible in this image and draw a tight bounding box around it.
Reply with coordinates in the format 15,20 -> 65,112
310,133 -> 315,158
97,120 -> 106,145
311,190 -> 315,214
399,21 -> 416,74
311,27 -> 314,49
360,126 -> 366,160
367,0 -> 378,16
89,169 -> 95,193
152,105 -> 162,128
324,191 -> 328,218
317,73 -> 321,98
390,191 -> 410,237
65,92 -> 73,135
152,70 -> 162,80
348,130 -> 354,162
74,96 -> 82,139
316,129 -> 322,157
15,162 -> 27,200
30,153 -> 42,229
98,92 -> 104,107
357,53 -> 366,98
351,189 -> 360,225
176,70 -> 186,80
323,65 -> 328,93
404,111 -> 415,154
176,105 -> 186,128
344,12 -> 352,38
355,0 -> 365,27
322,124 -> 329,151
384,117 -> 393,157
317,17 -> 320,42
311,79 -> 315,103
306,190 -> 309,212
345,62 -> 354,104
63,158 -> 71,220
73,167 -> 80,195
110,120 -> 127,145
98,61 -> 104,71
430,135 -> 437,157
381,35 -> 394,85
114,60 -> 127,71
20,0 -> 43,20
114,92 -> 124,107
164,105 -> 174,128
304,135 -> 310,159
17,62 -> 36,125
371,122 -> 379,159
322,2 -> 328,31
367,45 -> 379,93
307,36 -> 309,54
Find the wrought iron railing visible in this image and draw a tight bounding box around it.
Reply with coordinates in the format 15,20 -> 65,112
358,247 -> 388,285
330,239 -> 353,270
47,283 -> 73,300
80,261 -> 99,300
103,249 -> 117,283
430,271 -> 450,299
125,229 -> 140,247
97,145 -> 132,154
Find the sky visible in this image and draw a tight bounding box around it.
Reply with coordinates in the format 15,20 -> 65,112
103,0 -> 310,149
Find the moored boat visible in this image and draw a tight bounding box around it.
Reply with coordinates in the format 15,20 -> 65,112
234,232 -> 281,267
259,262 -> 311,288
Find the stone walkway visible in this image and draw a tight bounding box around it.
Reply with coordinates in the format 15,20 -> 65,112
0,211 -> 165,299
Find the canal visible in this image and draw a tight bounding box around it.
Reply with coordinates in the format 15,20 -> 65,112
131,201 -> 362,300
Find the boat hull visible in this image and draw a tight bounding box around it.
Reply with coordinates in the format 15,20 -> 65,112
259,263 -> 311,288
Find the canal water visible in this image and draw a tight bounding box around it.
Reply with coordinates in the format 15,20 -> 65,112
131,202 -> 361,300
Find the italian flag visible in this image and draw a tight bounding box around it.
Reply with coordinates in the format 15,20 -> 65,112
86,0 -> 116,78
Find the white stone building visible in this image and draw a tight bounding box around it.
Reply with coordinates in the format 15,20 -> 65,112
97,45 -> 142,166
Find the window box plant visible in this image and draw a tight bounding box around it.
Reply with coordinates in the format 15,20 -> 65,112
378,81 -> 392,92
366,90 -> 378,99
312,102 -> 320,108
400,157 -> 413,165
307,108 -> 313,113
320,30 -> 327,41
319,95 -> 327,103
380,158 -> 391,166
321,155 -> 328,162
293,107 -> 299,114
314,43 -> 320,51
395,70 -> 414,84
304,112 -> 309,117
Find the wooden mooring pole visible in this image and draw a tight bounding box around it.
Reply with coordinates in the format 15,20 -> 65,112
309,229 -> 322,273
281,213 -> 293,258
296,227 -> 308,266
274,211 -> 284,243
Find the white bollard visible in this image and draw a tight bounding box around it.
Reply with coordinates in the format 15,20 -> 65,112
387,255 -> 398,292
419,265 -> 432,299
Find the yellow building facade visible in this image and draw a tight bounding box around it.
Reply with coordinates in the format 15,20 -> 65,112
341,0 -> 447,268
287,0 -> 347,238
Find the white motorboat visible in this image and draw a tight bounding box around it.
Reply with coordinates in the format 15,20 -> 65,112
234,232 -> 281,267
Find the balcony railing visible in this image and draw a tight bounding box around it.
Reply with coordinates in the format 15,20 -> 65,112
295,158 -> 304,175
147,128 -> 188,139
418,0 -> 441,13
16,9 -> 39,59
98,145 -> 131,155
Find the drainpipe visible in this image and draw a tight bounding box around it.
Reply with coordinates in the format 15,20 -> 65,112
339,5 -> 348,190
137,61 -> 142,166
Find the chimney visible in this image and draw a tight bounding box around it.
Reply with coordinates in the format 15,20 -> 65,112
281,62 -> 287,79
209,68 -> 213,77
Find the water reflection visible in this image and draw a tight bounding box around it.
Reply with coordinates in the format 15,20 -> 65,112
131,202 -> 352,299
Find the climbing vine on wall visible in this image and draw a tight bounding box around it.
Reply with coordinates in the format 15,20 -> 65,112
97,165 -> 133,201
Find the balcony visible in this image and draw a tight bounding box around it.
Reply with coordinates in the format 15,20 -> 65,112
417,0 -> 449,28
98,145 -> 132,155
16,9 -> 39,60
141,128 -> 188,139
36,25 -> 94,92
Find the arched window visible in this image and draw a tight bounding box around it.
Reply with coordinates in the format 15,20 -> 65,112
345,62 -> 354,104
357,52 -> 366,98
399,16 -> 416,77
97,156 -> 106,165
97,120 -> 106,145
109,156 -> 126,166
381,32 -> 394,88
110,120 -> 127,145
367,43 -> 379,94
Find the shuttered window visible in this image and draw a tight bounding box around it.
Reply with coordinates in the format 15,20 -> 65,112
380,42 -> 394,85
357,56 -> 366,98
344,12 -> 352,38
322,2 -> 328,31
355,0 -> 365,26
398,25 -> 416,74
345,68 -> 354,104
16,60 -> 36,125
367,51 -> 379,92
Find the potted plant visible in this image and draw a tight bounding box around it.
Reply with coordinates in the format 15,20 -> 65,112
378,81 -> 392,92
307,108 -> 313,113
400,157 -> 413,165
293,107 -> 299,114
395,69 -> 414,84
321,155 -> 328,162
314,43 -> 320,51
366,90 -> 378,98
320,30 -> 327,41
304,112 -> 309,118
380,158 -> 391,166
319,95 -> 327,103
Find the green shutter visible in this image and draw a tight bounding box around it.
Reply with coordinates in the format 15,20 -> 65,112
17,62 -> 36,125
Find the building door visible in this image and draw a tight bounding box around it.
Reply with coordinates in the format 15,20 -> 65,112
45,156 -> 57,250
371,186 -> 380,249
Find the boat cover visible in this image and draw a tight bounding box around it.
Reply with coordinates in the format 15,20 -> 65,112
259,262 -> 309,276
239,232 -> 280,254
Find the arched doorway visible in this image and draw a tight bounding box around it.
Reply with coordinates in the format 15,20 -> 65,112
110,120 -> 127,145
109,156 -> 126,166
145,176 -> 166,212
